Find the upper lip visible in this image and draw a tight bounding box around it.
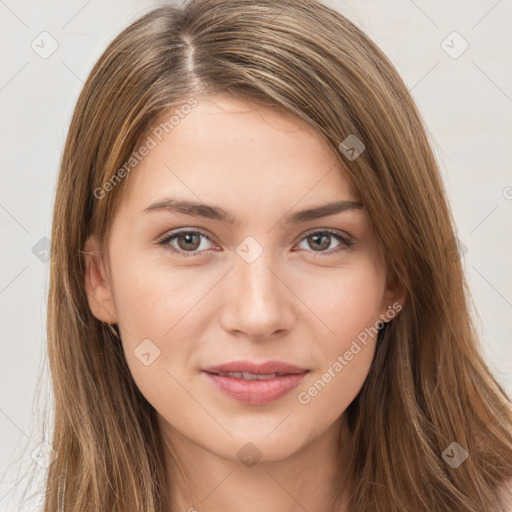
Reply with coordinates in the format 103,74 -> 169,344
203,360 -> 309,375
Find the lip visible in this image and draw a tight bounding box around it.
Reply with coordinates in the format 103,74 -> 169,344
203,360 -> 308,375
202,360 -> 309,405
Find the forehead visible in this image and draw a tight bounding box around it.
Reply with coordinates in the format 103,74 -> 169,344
119,95 -> 361,214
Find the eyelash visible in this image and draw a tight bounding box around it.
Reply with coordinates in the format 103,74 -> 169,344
156,228 -> 355,258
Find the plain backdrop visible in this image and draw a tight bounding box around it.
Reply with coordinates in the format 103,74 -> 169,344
1,0 -> 511,510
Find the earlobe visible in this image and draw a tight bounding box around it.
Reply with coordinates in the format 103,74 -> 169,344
83,234 -> 118,324
380,272 -> 406,322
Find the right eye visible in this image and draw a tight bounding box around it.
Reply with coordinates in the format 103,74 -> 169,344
157,229 -> 218,257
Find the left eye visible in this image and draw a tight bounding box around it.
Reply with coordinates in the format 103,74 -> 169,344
157,229 -> 353,257
295,230 -> 353,253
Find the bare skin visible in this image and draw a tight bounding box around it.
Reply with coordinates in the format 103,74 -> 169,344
84,95 -> 403,512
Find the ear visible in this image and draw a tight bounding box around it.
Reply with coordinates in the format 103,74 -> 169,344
380,269 -> 406,322
83,234 -> 118,324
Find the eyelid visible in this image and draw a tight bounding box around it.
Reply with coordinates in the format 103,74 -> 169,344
298,227 -> 354,244
155,227 -> 213,245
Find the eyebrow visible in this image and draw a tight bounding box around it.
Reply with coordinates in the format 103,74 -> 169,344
142,197 -> 363,225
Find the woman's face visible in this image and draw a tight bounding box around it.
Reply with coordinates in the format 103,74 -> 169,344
85,95 -> 400,464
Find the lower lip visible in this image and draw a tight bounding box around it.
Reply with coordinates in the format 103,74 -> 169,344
203,371 -> 308,405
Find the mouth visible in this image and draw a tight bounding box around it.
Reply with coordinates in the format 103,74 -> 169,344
207,371 -> 299,380
202,360 -> 309,405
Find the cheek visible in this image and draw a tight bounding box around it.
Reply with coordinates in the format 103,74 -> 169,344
112,251 -> 205,337
114,272 -> 195,417
297,341 -> 376,440
294,258 -> 384,413
297,299 -> 381,424
299,254 -> 385,341
110,256 -> 211,399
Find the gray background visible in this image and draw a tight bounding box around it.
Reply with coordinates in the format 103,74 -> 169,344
1,1 -> 511,510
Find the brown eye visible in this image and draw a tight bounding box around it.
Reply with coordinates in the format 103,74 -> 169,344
307,233 -> 331,251
296,230 -> 354,254
176,232 -> 202,251
158,230 -> 215,257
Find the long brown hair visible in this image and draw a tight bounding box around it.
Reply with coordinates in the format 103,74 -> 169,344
31,0 -> 512,510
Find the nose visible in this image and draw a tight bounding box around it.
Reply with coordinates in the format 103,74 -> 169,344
218,245 -> 295,340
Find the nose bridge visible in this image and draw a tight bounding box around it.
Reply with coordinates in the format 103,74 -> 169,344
220,235 -> 293,337
238,249 -> 277,299
235,237 -> 282,306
